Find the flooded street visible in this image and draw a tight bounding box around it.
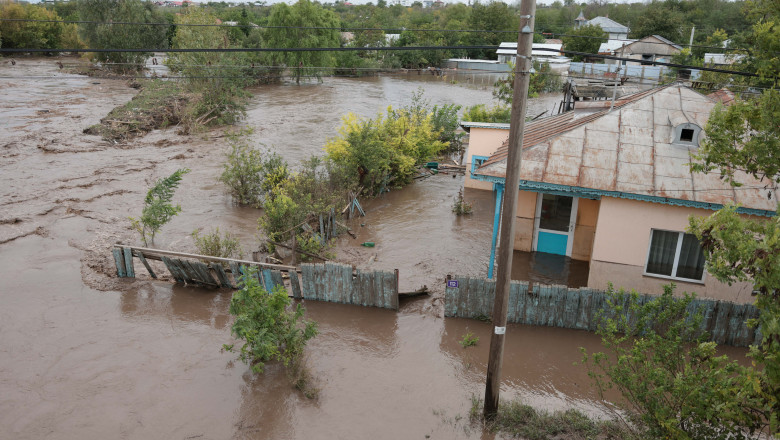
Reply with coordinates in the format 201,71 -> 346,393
0,58 -> 746,439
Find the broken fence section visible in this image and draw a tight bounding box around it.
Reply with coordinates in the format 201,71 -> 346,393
113,246 -> 398,310
444,276 -> 760,347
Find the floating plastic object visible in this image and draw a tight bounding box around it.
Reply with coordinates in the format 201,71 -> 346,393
361,242 -> 375,247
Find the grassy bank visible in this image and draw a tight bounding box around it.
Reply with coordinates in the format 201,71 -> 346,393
470,397 -> 634,440
85,79 -> 189,141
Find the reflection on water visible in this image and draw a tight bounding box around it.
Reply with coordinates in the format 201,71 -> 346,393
511,251 -> 590,288
120,283 -> 233,329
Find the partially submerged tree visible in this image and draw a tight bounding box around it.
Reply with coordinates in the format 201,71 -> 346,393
130,168 -> 190,246
76,0 -> 168,71
264,0 -> 340,84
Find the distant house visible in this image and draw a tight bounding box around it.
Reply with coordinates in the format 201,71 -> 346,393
614,35 -> 681,66
461,84 -> 776,303
497,42 -> 570,66
598,39 -> 636,63
704,53 -> 746,66
576,14 -> 630,40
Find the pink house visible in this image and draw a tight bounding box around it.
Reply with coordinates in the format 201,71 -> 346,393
463,84 -> 776,303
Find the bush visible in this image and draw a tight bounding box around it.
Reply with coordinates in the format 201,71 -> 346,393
452,188 -> 473,215
325,106 -> 447,195
129,168 -> 190,246
462,104 -> 512,124
219,132 -> 287,208
581,284 -> 767,439
224,268 -> 318,374
192,227 -> 242,259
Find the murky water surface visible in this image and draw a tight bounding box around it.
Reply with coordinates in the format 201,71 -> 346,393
0,58 -> 749,439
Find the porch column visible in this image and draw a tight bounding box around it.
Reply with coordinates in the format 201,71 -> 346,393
488,183 -> 505,279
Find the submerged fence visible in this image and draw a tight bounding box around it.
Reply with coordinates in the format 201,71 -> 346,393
444,276 -> 759,347
113,245 -> 398,310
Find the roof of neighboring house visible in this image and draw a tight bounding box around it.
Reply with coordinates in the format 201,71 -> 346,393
474,84 -> 777,214
598,39 -> 636,54
704,53 -> 746,65
618,35 -> 683,53
575,10 -> 586,22
586,16 -> 629,34
708,88 -> 736,106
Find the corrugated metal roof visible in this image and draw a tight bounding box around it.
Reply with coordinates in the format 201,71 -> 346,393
586,16 -> 629,34
474,84 -> 778,212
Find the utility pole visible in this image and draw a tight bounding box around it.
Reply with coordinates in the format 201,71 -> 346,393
689,26 -> 695,48
483,0 -> 536,419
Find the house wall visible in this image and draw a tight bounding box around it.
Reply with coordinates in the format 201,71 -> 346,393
511,192 -> 599,262
464,127 -> 508,190
588,197 -> 756,303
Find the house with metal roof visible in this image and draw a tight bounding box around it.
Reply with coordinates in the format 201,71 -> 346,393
614,35 -> 682,66
462,84 -> 776,303
579,16 -> 630,40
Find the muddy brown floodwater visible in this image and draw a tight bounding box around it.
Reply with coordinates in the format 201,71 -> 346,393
0,58 -> 749,439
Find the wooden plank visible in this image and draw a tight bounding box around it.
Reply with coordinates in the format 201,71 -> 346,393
180,259 -> 203,285
193,261 -> 219,287
507,281 -> 518,323
525,284 -> 539,325
575,288 -> 592,330
712,301 -> 732,345
390,270 -> 399,310
211,263 -> 231,288
262,268 -> 274,293
229,261 -> 242,287
342,264 -> 354,305
373,270 -> 383,308
314,263 -> 325,301
332,263 -> 344,303
271,270 -> 285,292
563,289 -> 580,329
445,279 -> 456,317
288,269 -> 302,299
113,244 -> 296,271
301,264 -> 315,300
382,271 -> 395,309
113,248 -> 126,277
458,277 -> 470,319
160,256 -> 182,283
123,247 -> 135,278
136,252 -> 157,279
364,271 -> 375,307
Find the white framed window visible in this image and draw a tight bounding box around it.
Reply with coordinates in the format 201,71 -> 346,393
644,229 -> 706,283
471,155 -> 489,174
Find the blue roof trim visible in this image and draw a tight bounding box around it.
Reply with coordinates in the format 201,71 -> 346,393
472,172 -> 777,217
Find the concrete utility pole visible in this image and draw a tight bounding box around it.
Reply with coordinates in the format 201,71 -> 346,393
483,0 -> 536,419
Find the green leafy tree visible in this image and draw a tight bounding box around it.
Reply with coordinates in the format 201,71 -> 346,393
130,168 -> 190,246
561,24 -> 606,62
0,2 -> 64,50
224,268 -> 318,374
493,61 -> 563,105
325,106 -> 447,195
465,0 -> 515,59
582,284 -> 768,438
629,2 -> 684,42
462,104 -> 511,123
76,0 -> 168,71
220,133 -> 287,208
264,0 -> 341,84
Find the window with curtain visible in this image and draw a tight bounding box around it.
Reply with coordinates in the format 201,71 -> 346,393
645,229 -> 706,282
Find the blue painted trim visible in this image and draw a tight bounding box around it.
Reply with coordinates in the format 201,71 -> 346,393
471,155 -> 489,175
471,173 -> 776,218
488,183 -> 504,279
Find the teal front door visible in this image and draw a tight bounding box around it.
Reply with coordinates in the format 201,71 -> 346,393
533,193 -> 578,256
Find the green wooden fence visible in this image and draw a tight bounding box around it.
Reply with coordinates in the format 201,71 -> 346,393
444,276 -> 760,347
113,246 -> 398,310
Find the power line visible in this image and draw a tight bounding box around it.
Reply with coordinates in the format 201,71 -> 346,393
0,17 -> 759,53
2,45 -> 763,79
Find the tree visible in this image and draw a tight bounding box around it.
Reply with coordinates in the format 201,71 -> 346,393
582,284 -> 768,438
493,61 -> 563,105
465,1 -> 515,59
0,2 -> 64,50
129,168 -> 190,246
224,268 -> 318,374
76,0 -> 168,71
561,24 -> 606,62
629,2 -> 684,42
264,0 -> 341,84
220,132 -> 287,208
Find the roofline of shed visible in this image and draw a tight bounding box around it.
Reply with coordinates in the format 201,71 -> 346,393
471,172 -> 777,218
459,121 -> 511,132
